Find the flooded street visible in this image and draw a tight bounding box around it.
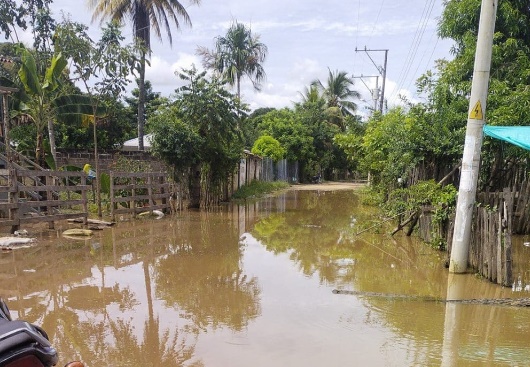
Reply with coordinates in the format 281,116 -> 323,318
2,185 -> 530,366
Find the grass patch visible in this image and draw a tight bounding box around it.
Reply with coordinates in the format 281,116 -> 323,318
232,180 -> 290,200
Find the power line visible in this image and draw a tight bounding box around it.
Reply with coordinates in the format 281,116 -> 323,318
354,47 -> 388,113
409,33 -> 440,101
389,0 -> 436,104
367,0 -> 386,42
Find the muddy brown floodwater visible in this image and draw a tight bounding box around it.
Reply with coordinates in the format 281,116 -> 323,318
2,182 -> 530,366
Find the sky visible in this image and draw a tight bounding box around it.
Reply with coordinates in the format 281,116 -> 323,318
23,0 -> 455,113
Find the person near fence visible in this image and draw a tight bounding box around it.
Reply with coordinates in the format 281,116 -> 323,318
83,163 -> 96,183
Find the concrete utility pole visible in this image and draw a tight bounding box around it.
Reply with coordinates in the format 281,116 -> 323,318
449,0 -> 498,273
355,47 -> 388,113
352,75 -> 379,113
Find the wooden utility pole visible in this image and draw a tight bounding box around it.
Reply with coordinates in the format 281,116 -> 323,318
449,0 -> 498,273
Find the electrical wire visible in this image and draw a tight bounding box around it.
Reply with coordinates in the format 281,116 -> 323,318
388,0 -> 436,104
409,35 -> 440,101
367,0 -> 385,43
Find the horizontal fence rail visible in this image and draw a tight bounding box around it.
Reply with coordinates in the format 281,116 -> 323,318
110,171 -> 171,221
0,169 -> 89,231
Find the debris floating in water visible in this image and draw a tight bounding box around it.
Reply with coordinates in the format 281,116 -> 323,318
0,236 -> 36,248
14,229 -> 28,237
62,229 -> 93,237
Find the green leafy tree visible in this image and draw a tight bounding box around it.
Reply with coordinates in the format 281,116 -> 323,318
151,66 -> 244,208
124,79 -> 166,135
242,107 -> 276,147
198,21 -> 267,100
149,104 -> 203,176
294,87 -> 357,180
359,107 -> 416,190
0,0 -> 26,42
257,108 -> 314,163
434,0 -> 530,190
53,19 -> 138,216
256,108 -> 318,181
251,135 -> 285,161
90,0 -> 201,151
0,0 -> 56,53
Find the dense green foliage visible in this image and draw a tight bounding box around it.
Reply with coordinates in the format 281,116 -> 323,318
437,0 -> 530,190
5,0 -> 530,218
149,105 -> 203,174
251,135 -> 285,161
150,67 -> 244,206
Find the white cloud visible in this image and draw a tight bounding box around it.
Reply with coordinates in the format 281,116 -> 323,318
145,53 -> 203,94
37,0 -> 453,113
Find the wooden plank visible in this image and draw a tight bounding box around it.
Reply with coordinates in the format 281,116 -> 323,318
19,199 -> 84,208
20,212 -> 87,224
111,183 -> 168,191
14,170 -> 86,179
0,187 -> 18,193
0,219 -> 19,226
68,218 -> 115,226
503,188 -> 513,286
0,202 -> 21,209
111,171 -> 166,179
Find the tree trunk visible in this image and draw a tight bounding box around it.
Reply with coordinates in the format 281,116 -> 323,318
47,119 -> 57,167
237,76 -> 241,101
188,163 -> 202,208
138,52 -> 146,151
35,132 -> 44,167
93,109 -> 102,217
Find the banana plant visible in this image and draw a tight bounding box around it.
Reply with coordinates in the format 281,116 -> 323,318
18,47 -> 67,166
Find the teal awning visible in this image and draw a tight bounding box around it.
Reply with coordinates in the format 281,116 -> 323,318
483,125 -> 530,151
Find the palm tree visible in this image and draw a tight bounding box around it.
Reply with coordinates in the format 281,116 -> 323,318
89,0 -> 200,151
312,68 -> 361,116
197,21 -> 267,100
298,84 -> 324,105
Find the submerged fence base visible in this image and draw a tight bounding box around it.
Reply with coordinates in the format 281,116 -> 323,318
420,188 -> 515,287
442,189 -> 513,287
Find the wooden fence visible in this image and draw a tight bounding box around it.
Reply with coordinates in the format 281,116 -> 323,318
468,188 -> 513,286
0,169 -> 89,232
109,171 -> 171,221
512,180 -> 530,234
420,187 -> 516,287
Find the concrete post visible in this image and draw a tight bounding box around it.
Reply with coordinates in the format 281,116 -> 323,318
449,0 -> 498,273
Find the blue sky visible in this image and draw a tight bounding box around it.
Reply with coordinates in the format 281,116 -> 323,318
24,0 -> 455,112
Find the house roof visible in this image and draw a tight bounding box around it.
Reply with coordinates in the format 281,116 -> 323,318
122,134 -> 153,151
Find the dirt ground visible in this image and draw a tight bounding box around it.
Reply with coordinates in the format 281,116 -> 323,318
288,181 -> 366,191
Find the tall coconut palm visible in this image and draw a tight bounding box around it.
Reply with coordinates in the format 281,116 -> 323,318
197,21 -> 267,100
312,68 -> 361,116
298,84 -> 324,105
89,0 -> 200,151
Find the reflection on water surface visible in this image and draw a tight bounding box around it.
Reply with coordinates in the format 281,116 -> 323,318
2,188 -> 530,366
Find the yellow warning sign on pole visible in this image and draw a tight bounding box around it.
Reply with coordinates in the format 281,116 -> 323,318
469,100 -> 483,120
